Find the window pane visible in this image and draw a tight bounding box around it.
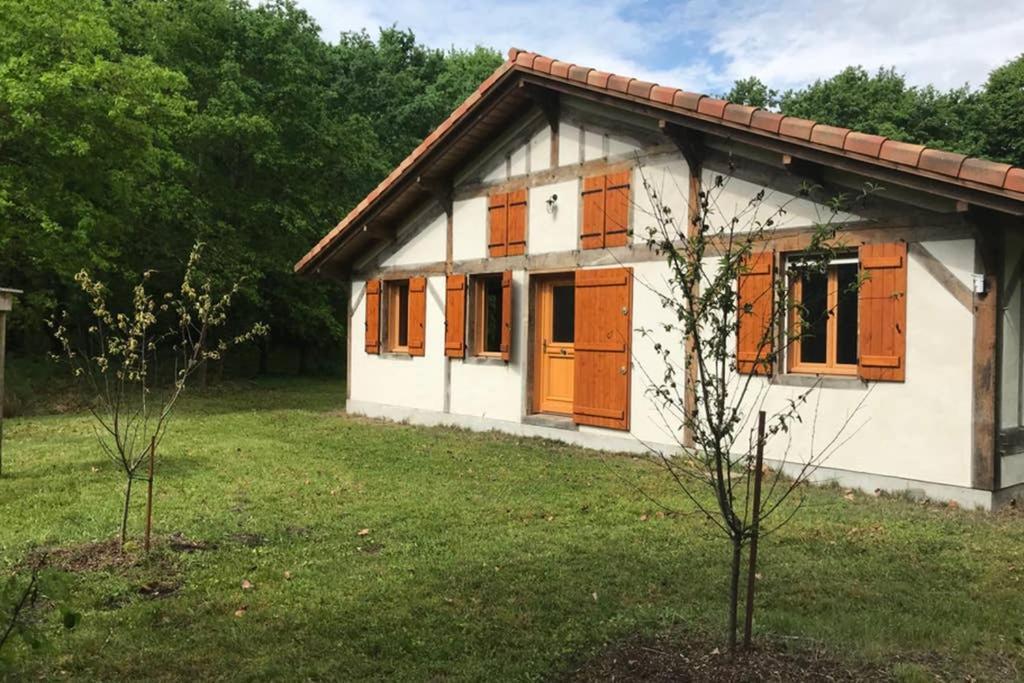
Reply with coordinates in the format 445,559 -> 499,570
483,277 -> 503,352
836,263 -> 859,365
552,285 -> 574,343
397,283 -> 409,348
798,271 -> 828,364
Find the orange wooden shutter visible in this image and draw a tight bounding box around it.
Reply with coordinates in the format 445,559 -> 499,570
506,189 -> 528,255
488,192 -> 509,257
858,242 -> 907,382
736,251 -> 774,375
365,279 -> 382,354
500,270 -> 513,361
408,276 -> 427,357
445,274 -> 466,358
603,171 -> 631,247
573,267 -> 633,431
580,175 -> 606,249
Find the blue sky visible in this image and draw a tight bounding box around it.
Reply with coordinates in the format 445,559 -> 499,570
292,0 -> 1024,94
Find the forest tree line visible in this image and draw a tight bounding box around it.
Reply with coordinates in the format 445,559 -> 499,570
1,0 -> 1021,376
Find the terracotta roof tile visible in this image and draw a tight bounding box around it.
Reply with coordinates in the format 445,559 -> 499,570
723,103 -> 757,126
587,69 -> 611,89
697,97 -> 728,118
750,110 -> 784,134
533,55 -> 553,73
628,79 -> 656,99
514,51 -> 537,68
810,124 -> 850,150
879,140 -> 925,166
568,65 -> 592,83
844,131 -> 887,158
959,158 -> 1012,188
779,117 -> 815,141
918,149 -> 967,178
606,74 -> 632,93
674,91 -> 704,111
1005,168 -> 1024,193
650,85 -> 678,106
297,48 -> 1024,275
550,60 -> 572,78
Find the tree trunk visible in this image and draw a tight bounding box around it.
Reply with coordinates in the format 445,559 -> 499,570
120,476 -> 134,549
727,537 -> 742,653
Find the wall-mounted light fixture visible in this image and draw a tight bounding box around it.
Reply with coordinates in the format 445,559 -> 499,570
545,193 -> 558,215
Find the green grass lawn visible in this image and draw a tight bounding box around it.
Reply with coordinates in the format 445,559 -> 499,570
2,378 -> 1023,680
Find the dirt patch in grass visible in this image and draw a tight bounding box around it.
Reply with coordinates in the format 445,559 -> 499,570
167,532 -> 217,553
28,538 -> 141,573
28,533 -> 212,573
565,631 -> 889,682
137,579 -> 182,599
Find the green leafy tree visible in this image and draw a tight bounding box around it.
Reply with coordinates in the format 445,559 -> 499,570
976,54 -> 1024,167
722,76 -> 779,109
0,0 -> 191,346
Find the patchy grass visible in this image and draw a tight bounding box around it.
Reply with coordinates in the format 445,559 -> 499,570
1,378 -> 1023,680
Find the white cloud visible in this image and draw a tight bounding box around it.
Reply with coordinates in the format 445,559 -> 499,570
290,0 -> 1024,93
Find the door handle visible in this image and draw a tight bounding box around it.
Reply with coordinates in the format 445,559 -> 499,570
560,348 -> 567,356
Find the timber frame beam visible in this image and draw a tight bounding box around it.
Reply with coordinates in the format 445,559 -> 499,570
971,210 -> 1004,491
358,218 -> 977,280
518,80 -> 561,168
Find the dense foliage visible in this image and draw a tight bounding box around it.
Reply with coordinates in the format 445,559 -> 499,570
0,0 -> 500,374
724,57 -> 1024,167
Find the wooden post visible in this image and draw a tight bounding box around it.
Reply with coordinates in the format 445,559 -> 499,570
144,436 -> 155,553
0,288 -> 19,479
743,410 -> 766,649
0,310 -> 6,478
972,220 -> 1002,491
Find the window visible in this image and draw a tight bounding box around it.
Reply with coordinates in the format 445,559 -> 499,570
473,274 -> 504,355
551,284 -> 575,343
787,255 -> 859,375
385,280 -> 410,352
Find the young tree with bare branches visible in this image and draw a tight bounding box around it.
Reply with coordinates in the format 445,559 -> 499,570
633,164 -> 874,651
51,242 -> 267,548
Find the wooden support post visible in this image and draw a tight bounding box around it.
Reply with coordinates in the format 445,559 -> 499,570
972,219 -> 1003,491
971,217 -> 1002,490
659,121 -> 704,449
518,81 -> 560,168
0,288 -> 18,478
0,310 -> 5,477
144,436 -> 156,553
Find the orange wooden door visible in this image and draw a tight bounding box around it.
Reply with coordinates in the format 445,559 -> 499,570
573,267 -> 632,431
535,276 -> 575,415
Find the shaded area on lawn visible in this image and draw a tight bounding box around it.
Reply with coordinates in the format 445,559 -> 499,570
1,377 -> 1023,680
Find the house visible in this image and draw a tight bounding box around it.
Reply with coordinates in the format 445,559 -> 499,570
296,49 -> 1024,509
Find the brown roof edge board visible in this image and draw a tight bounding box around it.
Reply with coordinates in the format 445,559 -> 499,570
295,48 -> 1024,275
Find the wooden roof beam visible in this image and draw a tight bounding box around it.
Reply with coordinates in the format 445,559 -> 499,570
659,120 -> 704,173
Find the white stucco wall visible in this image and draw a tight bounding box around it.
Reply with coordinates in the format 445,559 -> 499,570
349,276 -> 447,411
448,271 -> 528,422
452,197 -> 488,262
380,206 -> 447,267
704,168 -> 863,230
632,157 -> 690,243
528,179 -> 579,254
